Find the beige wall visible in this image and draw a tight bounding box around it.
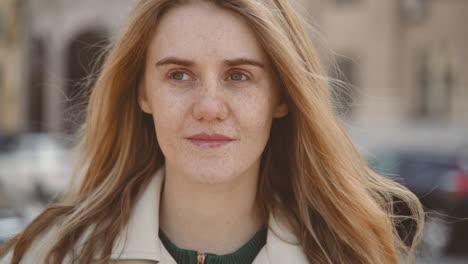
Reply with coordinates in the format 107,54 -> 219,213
24,0 -> 132,133
0,0 -> 22,134
12,0 -> 468,139
305,0 -> 467,129
321,0 -> 404,125
401,0 -> 468,125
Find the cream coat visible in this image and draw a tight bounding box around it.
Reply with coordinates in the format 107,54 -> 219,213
1,168 -> 308,263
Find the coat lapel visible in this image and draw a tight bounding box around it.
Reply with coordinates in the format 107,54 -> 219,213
110,167 -> 308,263
262,216 -> 309,263
110,168 -> 165,261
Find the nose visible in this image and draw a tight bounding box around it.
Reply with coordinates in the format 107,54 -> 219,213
192,81 -> 229,122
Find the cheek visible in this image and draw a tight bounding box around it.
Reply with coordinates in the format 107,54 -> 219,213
147,90 -> 188,149
148,85 -> 191,121
235,90 -> 276,135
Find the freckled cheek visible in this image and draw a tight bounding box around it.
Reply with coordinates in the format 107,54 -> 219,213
149,92 -> 190,146
234,96 -> 274,135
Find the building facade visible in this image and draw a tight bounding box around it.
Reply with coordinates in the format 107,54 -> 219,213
18,0 -> 133,134
0,0 -> 23,136
11,0 -> 468,147
297,0 -> 468,150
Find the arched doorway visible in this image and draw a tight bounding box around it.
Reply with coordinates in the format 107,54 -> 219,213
28,37 -> 47,132
64,29 -> 108,134
330,55 -> 357,119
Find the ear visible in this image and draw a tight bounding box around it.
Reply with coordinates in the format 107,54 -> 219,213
273,101 -> 288,118
138,81 -> 152,114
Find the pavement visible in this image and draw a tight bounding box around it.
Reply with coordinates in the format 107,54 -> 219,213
416,256 -> 468,264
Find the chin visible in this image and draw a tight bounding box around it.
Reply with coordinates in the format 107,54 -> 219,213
187,167 -> 238,184
184,162 -> 240,185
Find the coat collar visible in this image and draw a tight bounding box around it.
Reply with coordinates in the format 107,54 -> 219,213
109,167 -> 308,263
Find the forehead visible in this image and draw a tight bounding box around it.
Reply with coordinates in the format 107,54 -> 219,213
149,2 -> 268,62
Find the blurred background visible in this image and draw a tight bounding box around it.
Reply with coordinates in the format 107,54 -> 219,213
0,0 -> 467,262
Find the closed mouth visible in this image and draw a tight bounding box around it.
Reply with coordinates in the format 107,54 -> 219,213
187,133 -> 236,148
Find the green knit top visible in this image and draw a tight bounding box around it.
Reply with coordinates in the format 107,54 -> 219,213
159,225 -> 267,264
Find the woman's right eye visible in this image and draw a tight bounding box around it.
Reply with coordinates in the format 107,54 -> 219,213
169,71 -> 192,81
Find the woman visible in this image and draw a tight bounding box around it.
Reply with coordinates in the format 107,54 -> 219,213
0,0 -> 424,263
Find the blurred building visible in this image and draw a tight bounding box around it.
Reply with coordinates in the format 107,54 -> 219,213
0,0 -> 23,136
14,0 -> 134,135
4,0 -> 468,147
298,0 -> 468,150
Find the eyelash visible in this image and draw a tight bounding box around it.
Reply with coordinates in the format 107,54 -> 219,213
168,71 -> 193,81
167,70 -> 250,82
227,71 -> 249,81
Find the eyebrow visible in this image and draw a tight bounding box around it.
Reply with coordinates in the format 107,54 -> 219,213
155,57 -> 194,67
224,58 -> 265,68
155,56 -> 265,69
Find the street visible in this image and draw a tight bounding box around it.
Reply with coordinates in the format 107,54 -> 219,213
416,256 -> 468,264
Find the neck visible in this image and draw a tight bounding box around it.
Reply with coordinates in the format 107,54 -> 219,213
159,163 -> 263,255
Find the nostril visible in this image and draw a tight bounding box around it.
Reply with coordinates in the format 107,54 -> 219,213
193,97 -> 228,121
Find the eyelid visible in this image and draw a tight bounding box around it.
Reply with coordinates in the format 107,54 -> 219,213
226,70 -> 251,81
167,69 -> 196,81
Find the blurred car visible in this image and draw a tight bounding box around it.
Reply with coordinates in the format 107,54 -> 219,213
370,149 -> 468,255
0,208 -> 25,245
0,132 -> 17,153
0,133 -> 73,205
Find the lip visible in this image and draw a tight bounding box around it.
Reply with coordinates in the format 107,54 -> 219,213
187,133 -> 236,148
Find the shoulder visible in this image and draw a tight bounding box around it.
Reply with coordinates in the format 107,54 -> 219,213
0,225 -> 60,264
0,251 -> 12,264
1,254 -> 158,264
263,214 -> 309,263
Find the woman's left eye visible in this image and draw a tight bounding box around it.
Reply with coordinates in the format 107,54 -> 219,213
228,72 -> 249,81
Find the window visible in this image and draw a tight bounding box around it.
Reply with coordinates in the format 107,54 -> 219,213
400,0 -> 428,20
415,45 -> 453,119
64,29 -> 109,134
0,12 -> 4,41
0,65 -> 4,132
416,52 -> 429,116
335,0 -> 359,5
330,56 -> 357,118
28,38 -> 47,132
0,66 -> 4,97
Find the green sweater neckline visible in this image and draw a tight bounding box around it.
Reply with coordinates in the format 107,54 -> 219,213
159,225 -> 267,264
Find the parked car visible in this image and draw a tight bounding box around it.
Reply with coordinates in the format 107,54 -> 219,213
370,149 -> 468,255
0,133 -> 73,205
0,208 -> 25,245
0,132 -> 17,153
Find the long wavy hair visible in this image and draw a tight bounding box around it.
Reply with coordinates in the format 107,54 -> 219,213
1,0 -> 424,263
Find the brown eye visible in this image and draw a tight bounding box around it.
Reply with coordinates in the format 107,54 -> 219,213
228,72 -> 248,81
170,71 -> 191,81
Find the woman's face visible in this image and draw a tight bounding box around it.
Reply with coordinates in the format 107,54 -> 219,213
139,2 -> 287,184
